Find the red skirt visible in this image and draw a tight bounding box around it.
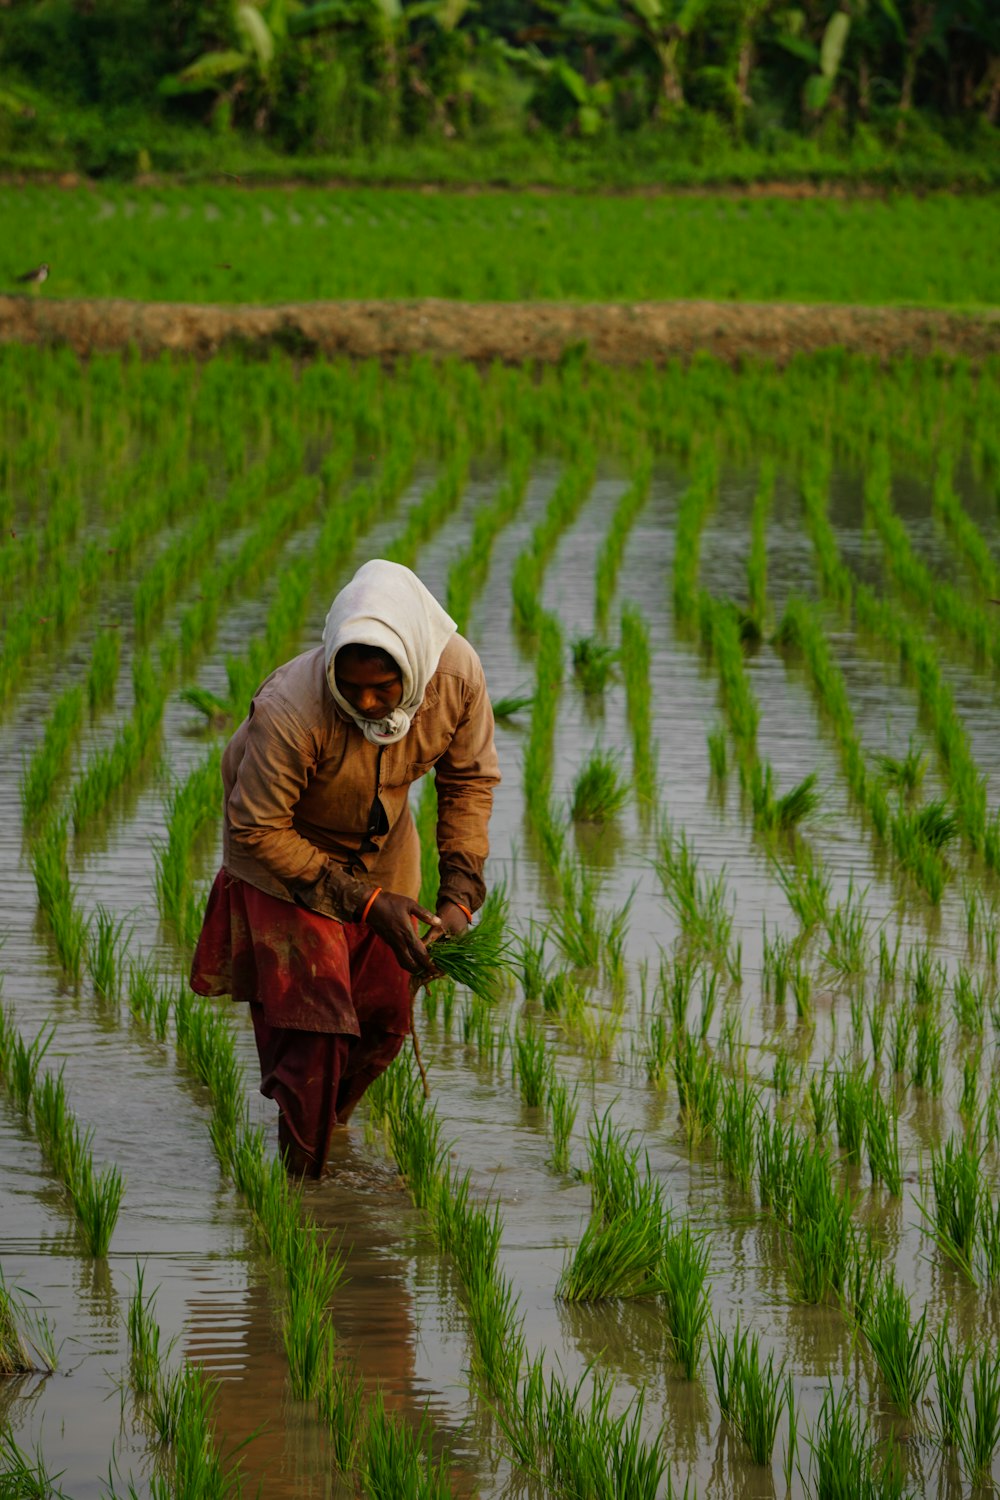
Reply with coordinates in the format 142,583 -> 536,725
191,870 -> 411,1169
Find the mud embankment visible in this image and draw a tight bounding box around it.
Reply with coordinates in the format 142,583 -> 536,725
1,294 -> 997,365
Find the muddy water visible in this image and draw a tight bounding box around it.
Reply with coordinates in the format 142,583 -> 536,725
2,450 -> 1000,1496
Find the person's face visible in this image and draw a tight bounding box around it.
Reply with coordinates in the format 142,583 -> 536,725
335,652 -> 404,720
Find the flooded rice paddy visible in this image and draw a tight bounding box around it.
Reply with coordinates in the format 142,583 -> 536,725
1,350 -> 999,1497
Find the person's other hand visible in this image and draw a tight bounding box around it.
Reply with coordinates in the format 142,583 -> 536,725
364,891 -> 441,974
431,899 -> 471,943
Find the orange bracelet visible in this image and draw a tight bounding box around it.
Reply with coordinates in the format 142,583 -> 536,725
452,900 -> 473,923
360,887 -> 383,924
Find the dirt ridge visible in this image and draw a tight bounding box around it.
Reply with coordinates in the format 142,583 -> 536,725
1,294 -> 997,364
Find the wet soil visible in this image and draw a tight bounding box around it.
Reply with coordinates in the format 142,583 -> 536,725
1,292 -> 997,365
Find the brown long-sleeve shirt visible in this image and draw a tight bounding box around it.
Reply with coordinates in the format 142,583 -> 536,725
220,637 -> 499,921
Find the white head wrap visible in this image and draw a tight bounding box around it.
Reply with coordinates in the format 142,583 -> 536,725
322,560 -> 457,746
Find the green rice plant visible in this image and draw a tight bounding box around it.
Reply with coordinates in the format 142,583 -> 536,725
519,921 -> 548,1001
571,635 -> 618,698
571,750 -> 629,824
579,998 -> 625,1061
316,1358 -> 365,1474
717,1077 -> 759,1192
864,1090 -> 902,1196
750,764 -> 821,837
360,1388 -> 456,1499
889,1005 -> 913,1075
283,1228 -> 343,1401
785,1144 -> 854,1305
925,1134 -> 980,1278
672,451 -> 718,626
86,904 -> 132,1002
0,1268 -> 47,1376
911,1009 -> 943,1092
20,684 -> 84,822
0,1007 -> 51,1114
951,966 -> 988,1033
512,1021 -> 551,1109
127,1262 -> 164,1400
771,1047 -> 794,1099
774,850 -> 831,933
746,461 -> 774,632
550,860 -> 620,973
33,1068 -> 89,1188
70,1158 -> 125,1257
662,1221 -> 711,1379
126,957 -> 173,1042
147,1361 -> 243,1499
655,824 -> 733,966
808,1066 -> 832,1138
558,1182 -> 671,1302
954,1346 -> 1000,1488
831,1068 -> 867,1164
0,1431 -> 70,1500
619,604 -> 658,812
547,1076 -> 578,1174
87,628 -> 121,712
154,748 -> 223,934
29,815 -> 88,983
933,1320 -> 970,1450
959,1053 -> 981,1139
806,1383 -> 907,1500
642,1011 -> 672,1089
710,1320 -> 790,1464
594,458 -> 652,633
823,882 -> 872,984
874,740 -> 927,796
861,1274 -> 930,1416
673,1031 -> 720,1144
384,1072 -> 445,1212
878,929 -> 900,991
707,723 -> 728,780
790,958 -> 812,1020
490,692 -> 533,721
512,460 -> 595,639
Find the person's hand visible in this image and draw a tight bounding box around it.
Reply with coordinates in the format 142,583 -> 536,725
363,890 -> 441,974
431,899 -> 471,943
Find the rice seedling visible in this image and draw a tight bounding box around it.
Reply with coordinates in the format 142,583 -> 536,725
512,1021 -> 551,1109
874,740 -> 927,796
785,1144 -> 855,1305
19,684 -> 84,822
361,1388 -> 455,1499
771,1047 -> 794,1099
594,458 -> 652,633
70,1159 -> 125,1258
790,958 -> 813,1021
547,1076 -> 578,1174
33,1069 -> 89,1188
655,825 -> 733,967
953,1346 -> 1000,1488
0,1007 -> 51,1114
951,965 -> 989,1033
86,904 -> 132,1002
831,1068 -> 867,1164
774,849 -> 831,933
490,692 -> 533,720
518,921 -> 548,1001
889,1005 -> 913,1075
127,1262 -> 164,1400
673,1031 -> 720,1144
571,635 -> 618,698
619,604 -> 658,811
29,815 -> 88,983
718,1077 -> 759,1191
0,1268 -> 53,1375
87,628 -> 121,712
316,1358 -> 365,1473
710,1320 -> 791,1464
808,1067 -> 832,1138
860,1273 -> 930,1416
746,462 -> 774,633
558,1181 -> 671,1302
750,764 -> 821,837
672,451 -> 718,627
806,1383 -> 908,1500
864,1090 -> 902,1196
911,1009 -> 944,1092
571,750 -> 629,824
126,956 -> 173,1042
283,1229 -> 343,1401
0,1432 -> 70,1500
925,1134 -> 980,1279
662,1221 -> 712,1379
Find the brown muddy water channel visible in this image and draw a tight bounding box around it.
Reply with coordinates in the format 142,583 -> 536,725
2,458 -> 1000,1497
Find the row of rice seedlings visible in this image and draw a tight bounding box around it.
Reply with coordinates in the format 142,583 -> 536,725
618,604 -> 659,812
20,683 -> 85,824
805,1384 -> 907,1498
365,1064 -> 680,1497
923,1133 -> 1000,1286
0,446 -> 227,713
0,1265 -> 55,1375
126,1267 -> 245,1498
0,1430 -> 72,1499
69,650 -> 168,833
745,461 -> 775,634
87,626 -> 121,714
865,444 -> 1000,670
710,1320 -> 794,1466
0,1004 -> 124,1255
28,814 -> 88,983
445,442 -> 531,635
383,439 -> 470,571
858,1272 -> 930,1416
593,453 -> 652,634
931,448 -> 999,597
559,1112 -> 712,1377
0,467 -> 84,603
670,448 -> 718,628
511,457 -> 596,640
153,747 -> 223,938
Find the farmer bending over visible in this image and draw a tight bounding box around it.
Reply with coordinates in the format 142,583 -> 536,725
191,560 -> 499,1177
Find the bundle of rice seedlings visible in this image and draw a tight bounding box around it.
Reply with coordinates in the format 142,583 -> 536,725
426,891 -> 516,1002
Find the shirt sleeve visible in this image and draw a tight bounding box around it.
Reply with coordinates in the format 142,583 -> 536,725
433,658 -> 501,915
225,692 -> 367,920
